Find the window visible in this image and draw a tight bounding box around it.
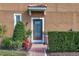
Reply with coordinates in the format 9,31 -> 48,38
14,13 -> 22,26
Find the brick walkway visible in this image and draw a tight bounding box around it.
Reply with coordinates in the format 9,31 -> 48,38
29,44 -> 47,56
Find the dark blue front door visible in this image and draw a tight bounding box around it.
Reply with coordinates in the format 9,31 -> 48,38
33,19 -> 42,43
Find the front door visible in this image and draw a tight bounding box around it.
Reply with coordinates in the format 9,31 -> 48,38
32,18 -> 43,43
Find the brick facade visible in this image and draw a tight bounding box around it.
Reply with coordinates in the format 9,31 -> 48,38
0,3 -> 79,37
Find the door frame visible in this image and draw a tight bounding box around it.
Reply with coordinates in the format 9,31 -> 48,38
31,17 -> 44,43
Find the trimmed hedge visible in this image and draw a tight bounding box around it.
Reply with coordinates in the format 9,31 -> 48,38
48,31 -> 79,52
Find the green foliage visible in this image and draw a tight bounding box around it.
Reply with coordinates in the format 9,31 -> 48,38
2,25 -> 6,36
0,25 -> 6,37
12,40 -> 23,49
1,37 -> 12,49
1,37 -> 23,49
0,50 -> 27,56
12,21 -> 26,49
11,41 -> 17,49
15,40 -> 23,49
0,25 -> 3,37
13,21 -> 26,41
48,31 -> 79,52
26,29 -> 31,37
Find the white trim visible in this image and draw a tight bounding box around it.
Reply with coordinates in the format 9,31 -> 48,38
29,10 -> 31,16
14,13 -> 22,27
28,7 -> 47,11
44,49 -> 47,56
28,7 -> 47,16
31,17 -> 44,43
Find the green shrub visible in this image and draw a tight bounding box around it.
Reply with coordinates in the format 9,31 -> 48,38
26,29 -> 31,37
15,40 -> 23,49
0,25 -> 6,37
0,25 -> 3,37
12,40 -> 23,49
1,37 -> 23,49
11,41 -> 17,49
13,21 -> 26,41
48,31 -> 79,52
12,21 -> 26,49
1,37 -> 12,49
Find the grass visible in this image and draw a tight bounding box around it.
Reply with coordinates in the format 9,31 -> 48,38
0,49 -> 29,56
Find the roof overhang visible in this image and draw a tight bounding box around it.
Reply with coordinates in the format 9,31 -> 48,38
28,6 -> 47,11
28,5 -> 47,16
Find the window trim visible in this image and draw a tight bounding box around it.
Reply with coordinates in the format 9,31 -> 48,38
14,13 -> 22,27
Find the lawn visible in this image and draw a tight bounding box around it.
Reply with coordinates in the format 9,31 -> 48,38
0,49 -> 29,56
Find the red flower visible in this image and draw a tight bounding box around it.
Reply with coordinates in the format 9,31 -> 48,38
23,38 -> 31,50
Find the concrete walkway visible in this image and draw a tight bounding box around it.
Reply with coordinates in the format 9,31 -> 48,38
29,44 -> 47,56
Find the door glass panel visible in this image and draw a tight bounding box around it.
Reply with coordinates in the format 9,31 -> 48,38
33,19 -> 42,40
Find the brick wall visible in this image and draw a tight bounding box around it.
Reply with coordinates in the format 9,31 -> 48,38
0,3 -> 79,37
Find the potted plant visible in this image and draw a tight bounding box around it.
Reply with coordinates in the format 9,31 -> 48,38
22,29 -> 32,51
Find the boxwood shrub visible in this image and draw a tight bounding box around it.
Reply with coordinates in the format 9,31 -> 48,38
48,31 -> 79,52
